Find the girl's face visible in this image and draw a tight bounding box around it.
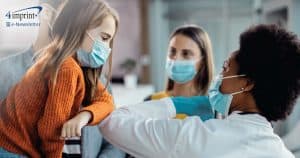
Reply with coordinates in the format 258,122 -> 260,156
168,34 -> 202,61
167,34 -> 202,70
81,15 -> 116,53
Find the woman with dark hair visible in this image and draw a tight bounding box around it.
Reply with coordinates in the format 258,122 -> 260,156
100,24 -> 300,158
145,25 -> 214,120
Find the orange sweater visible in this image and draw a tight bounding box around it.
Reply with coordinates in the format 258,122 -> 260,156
0,57 -> 114,158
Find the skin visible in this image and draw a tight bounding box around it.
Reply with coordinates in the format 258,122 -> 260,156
167,34 -> 202,97
60,15 -> 116,139
220,51 -> 259,113
81,15 -> 116,52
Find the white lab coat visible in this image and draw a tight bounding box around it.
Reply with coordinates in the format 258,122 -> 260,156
100,98 -> 294,158
282,121 -> 300,157
275,98 -> 300,157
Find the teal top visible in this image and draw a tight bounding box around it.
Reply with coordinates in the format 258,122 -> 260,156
171,96 -> 214,121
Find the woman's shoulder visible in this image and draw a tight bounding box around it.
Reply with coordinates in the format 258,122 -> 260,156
53,57 -> 84,83
60,57 -> 82,73
146,91 -> 170,101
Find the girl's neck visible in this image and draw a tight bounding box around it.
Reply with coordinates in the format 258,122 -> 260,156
170,81 -> 199,97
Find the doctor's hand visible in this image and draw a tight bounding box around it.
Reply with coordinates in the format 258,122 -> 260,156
60,111 -> 92,139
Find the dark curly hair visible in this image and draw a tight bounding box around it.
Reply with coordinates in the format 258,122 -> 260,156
236,24 -> 300,121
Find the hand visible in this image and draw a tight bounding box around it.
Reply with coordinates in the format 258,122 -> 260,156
60,111 -> 92,139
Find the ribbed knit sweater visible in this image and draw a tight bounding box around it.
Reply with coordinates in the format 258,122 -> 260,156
0,57 -> 114,158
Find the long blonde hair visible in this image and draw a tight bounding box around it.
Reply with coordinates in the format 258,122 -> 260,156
39,0 -> 119,106
166,25 -> 214,95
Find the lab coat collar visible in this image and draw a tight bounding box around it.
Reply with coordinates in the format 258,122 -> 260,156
228,111 -> 273,130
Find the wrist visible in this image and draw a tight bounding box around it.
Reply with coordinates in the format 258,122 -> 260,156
79,111 -> 92,122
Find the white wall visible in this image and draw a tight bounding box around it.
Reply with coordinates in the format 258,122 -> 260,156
108,0 -> 143,78
0,0 -> 39,58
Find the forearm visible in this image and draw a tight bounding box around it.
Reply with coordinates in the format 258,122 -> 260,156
81,83 -> 114,125
81,102 -> 113,125
99,99 -> 176,157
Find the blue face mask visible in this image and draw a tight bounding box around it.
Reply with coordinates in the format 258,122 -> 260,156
166,59 -> 198,83
77,33 -> 111,68
208,74 -> 246,117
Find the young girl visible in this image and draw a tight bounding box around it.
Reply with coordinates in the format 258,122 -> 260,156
145,25 -> 214,119
0,0 -> 118,157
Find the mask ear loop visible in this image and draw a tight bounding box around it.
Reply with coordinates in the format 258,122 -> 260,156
231,87 -> 245,95
222,74 -> 246,80
86,32 -> 96,42
220,74 -> 247,95
86,32 -> 109,47
86,32 -> 112,56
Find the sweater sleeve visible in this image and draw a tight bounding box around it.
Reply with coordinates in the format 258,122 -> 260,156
81,82 -> 114,125
37,68 -> 80,158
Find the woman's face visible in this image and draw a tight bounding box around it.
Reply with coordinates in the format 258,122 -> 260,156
167,34 -> 202,70
81,15 -> 116,53
166,34 -> 202,89
167,34 -> 201,82
220,51 -> 250,106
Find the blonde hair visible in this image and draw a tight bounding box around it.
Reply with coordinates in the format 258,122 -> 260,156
39,0 -> 119,106
166,25 -> 214,95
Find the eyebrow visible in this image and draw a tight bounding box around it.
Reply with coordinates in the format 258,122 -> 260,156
170,46 -> 176,49
224,60 -> 230,67
170,47 -> 192,52
182,49 -> 193,53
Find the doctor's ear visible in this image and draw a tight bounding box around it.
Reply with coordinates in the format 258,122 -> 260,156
243,79 -> 254,92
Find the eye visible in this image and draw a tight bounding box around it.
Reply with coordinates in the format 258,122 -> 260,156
182,50 -> 193,59
101,36 -> 110,42
222,60 -> 230,72
168,48 -> 176,58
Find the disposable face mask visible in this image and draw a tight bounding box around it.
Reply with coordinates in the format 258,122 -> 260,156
165,58 -> 198,83
77,33 -> 111,68
208,74 -> 246,117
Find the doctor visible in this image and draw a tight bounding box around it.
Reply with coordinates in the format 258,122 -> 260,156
100,24 -> 300,158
